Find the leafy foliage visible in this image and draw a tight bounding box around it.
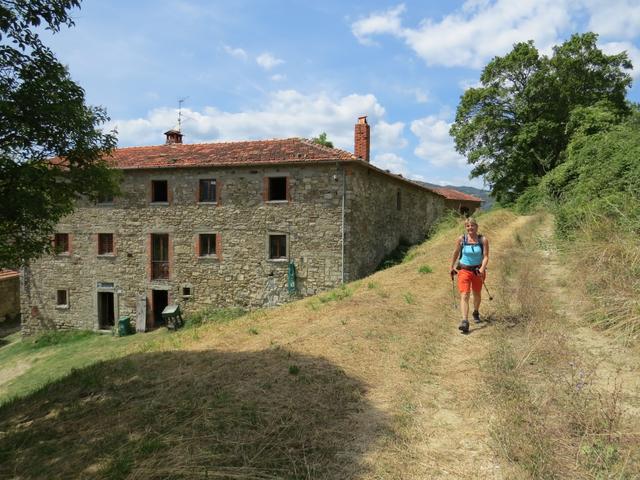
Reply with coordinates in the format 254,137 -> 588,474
311,132 -> 334,148
450,33 -> 632,203
542,107 -> 640,236
0,0 -> 119,267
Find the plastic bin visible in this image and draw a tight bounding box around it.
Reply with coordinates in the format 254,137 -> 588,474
117,316 -> 134,336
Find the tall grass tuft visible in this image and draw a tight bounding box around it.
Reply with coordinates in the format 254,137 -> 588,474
557,210 -> 640,343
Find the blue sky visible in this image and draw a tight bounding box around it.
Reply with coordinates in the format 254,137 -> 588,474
42,0 -> 640,188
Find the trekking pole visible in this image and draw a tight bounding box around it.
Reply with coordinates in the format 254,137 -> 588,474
482,280 -> 493,301
450,271 -> 458,309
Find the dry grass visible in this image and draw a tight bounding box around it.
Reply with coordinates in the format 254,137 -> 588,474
482,214 -> 640,479
2,212 -> 525,479
559,217 -> 640,344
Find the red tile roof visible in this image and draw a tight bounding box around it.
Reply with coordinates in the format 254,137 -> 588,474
0,269 -> 19,280
428,187 -> 483,202
107,138 -> 356,170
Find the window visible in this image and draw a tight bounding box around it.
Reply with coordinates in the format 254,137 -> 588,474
396,190 -> 402,211
151,180 -> 168,203
151,234 -> 169,280
182,286 -> 192,298
198,234 -> 217,257
198,179 -> 217,202
98,233 -> 114,255
97,193 -> 114,204
56,289 -> 69,308
54,233 -> 69,255
268,177 -> 287,201
269,234 -> 287,259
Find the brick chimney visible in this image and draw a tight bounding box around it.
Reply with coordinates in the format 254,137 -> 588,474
164,129 -> 183,144
354,116 -> 370,162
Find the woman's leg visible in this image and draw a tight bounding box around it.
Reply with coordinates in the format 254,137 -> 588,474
472,289 -> 482,312
460,291 -> 470,320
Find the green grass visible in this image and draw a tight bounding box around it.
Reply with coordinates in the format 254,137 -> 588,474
184,307 -> 247,328
0,308 -> 251,405
418,265 -> 433,274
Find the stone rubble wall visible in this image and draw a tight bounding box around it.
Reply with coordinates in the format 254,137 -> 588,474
21,163 -> 345,334
345,165 -> 445,280
21,161 -> 446,334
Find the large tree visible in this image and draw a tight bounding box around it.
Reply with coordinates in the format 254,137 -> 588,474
450,33 -> 632,203
0,0 -> 118,268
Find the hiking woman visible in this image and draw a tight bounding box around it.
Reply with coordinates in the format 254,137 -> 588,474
449,217 -> 489,333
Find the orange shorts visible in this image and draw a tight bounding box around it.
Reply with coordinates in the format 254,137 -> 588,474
457,269 -> 486,294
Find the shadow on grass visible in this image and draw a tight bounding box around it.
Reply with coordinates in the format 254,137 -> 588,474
0,348 -> 384,479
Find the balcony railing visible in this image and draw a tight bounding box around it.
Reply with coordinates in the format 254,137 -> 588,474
151,261 -> 169,280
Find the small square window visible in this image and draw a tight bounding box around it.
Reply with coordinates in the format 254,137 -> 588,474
151,180 -> 168,202
98,233 -> 114,255
199,179 -> 217,202
268,177 -> 287,201
56,289 -> 69,308
54,233 -> 69,255
199,234 -> 217,257
182,286 -> 192,297
269,234 -> 287,259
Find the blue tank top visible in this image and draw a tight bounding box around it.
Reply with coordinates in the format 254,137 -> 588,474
460,235 -> 483,266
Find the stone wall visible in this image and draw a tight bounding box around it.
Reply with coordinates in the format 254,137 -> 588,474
345,165 -> 445,280
21,160 -> 447,334
21,163 -> 345,334
0,275 -> 20,322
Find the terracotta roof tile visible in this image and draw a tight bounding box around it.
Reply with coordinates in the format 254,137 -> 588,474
107,138 -> 356,170
427,187 -> 483,202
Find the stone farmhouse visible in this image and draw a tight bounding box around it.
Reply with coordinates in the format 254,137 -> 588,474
426,187 -> 482,216
21,117 -> 448,334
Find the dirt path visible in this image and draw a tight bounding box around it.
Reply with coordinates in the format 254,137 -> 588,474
539,219 -> 640,424
401,215 -> 533,479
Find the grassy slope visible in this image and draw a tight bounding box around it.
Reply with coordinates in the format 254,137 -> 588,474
1,209 -> 638,479
2,211 -> 515,480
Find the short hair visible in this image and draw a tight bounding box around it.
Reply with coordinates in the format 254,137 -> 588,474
465,217 -> 478,227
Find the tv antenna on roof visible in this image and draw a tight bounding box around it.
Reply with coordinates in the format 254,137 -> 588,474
177,97 -> 188,132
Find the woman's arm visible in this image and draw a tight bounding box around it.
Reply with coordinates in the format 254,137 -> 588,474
479,236 -> 489,274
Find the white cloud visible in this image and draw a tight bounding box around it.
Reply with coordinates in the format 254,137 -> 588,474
458,78 -> 482,91
412,89 -> 429,104
223,45 -> 248,60
405,0 -> 572,68
600,41 -> 640,78
256,52 -> 284,70
410,116 -> 467,168
372,152 -> 409,176
111,90 -> 385,150
271,74 -> 286,81
352,0 -> 574,68
584,0 -> 640,39
351,4 -> 406,45
373,120 -> 407,150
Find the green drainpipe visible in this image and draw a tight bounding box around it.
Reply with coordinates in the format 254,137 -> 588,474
287,261 -> 296,295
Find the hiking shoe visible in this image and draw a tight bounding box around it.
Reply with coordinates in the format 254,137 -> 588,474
472,310 -> 481,323
458,320 -> 469,333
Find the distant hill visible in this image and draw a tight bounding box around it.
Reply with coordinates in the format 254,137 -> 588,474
415,182 -> 495,210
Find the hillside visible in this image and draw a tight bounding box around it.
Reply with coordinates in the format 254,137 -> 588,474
0,210 -> 638,479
